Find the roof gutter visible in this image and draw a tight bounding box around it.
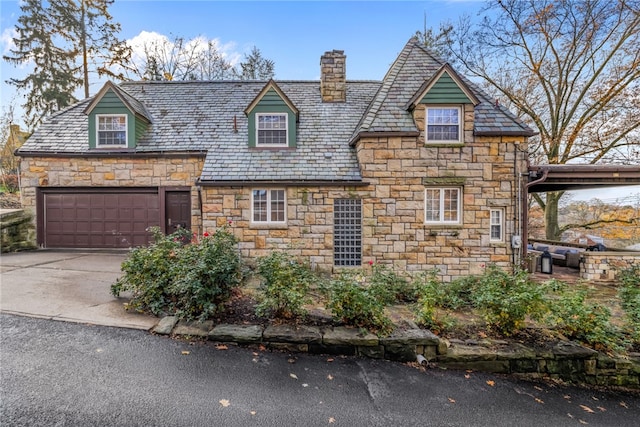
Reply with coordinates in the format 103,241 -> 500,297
349,131 -> 420,146
16,150 -> 209,158
198,179 -> 370,187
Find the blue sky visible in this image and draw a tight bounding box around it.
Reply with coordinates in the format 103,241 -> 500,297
1,0 -> 638,202
1,0 -> 484,111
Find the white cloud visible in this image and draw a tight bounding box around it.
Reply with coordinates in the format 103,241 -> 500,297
1,27 -> 17,56
122,31 -> 243,78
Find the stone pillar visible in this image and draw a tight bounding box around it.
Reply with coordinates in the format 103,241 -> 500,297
320,50 -> 346,103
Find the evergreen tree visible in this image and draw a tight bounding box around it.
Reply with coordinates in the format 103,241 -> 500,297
4,0 -> 80,130
3,0 -> 130,130
234,46 -> 275,80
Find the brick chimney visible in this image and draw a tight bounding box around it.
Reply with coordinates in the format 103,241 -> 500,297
320,50 -> 346,103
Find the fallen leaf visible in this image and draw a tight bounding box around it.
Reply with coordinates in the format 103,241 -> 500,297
253,352 -> 259,356
464,374 -> 470,379
219,399 -> 230,407
290,373 -> 298,380
327,374 -> 334,380
579,405 -> 595,413
327,358 -> 334,363
215,344 -> 228,350
620,401 -> 628,409
250,411 -> 256,416
597,406 -> 606,412
329,417 -> 336,424
486,380 -> 495,387
478,331 -> 487,338
567,413 -> 574,419
535,398 -> 544,404
564,395 -> 572,400
302,383 -> 309,387
578,420 -> 588,425
288,358 -> 296,364
591,396 -> 599,401
448,397 -> 456,403
181,351 -> 190,355
466,369 -> 473,373
534,386 -> 543,391
259,344 -> 266,351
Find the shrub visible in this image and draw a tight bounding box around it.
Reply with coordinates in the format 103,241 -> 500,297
111,226 -> 242,321
255,251 -> 316,319
414,270 -> 457,333
0,173 -> 19,193
368,263 -> 419,304
617,265 -> 640,342
324,270 -> 393,335
470,265 -> 546,335
545,287 -> 620,351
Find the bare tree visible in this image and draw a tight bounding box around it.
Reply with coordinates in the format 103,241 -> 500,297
446,0 -> 640,240
124,34 -> 237,81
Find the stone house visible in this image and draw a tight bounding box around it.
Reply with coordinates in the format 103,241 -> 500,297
17,37 -> 534,280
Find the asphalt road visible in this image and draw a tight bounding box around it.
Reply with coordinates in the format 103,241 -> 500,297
1,314 -> 638,427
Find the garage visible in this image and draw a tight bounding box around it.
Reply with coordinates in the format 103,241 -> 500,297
38,188 -> 160,248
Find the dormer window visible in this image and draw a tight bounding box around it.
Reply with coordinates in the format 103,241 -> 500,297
426,107 -> 461,143
257,113 -> 288,146
245,81 -> 299,149
97,114 -> 127,147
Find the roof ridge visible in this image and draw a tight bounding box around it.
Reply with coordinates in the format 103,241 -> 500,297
349,37 -> 418,144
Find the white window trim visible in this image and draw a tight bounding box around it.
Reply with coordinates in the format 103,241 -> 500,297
251,188 -> 287,224
256,113 -> 288,147
425,106 -> 462,144
424,187 -> 462,224
96,114 -> 128,147
490,208 -> 504,242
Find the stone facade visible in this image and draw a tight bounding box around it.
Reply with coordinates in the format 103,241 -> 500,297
581,251 -> 640,282
202,128 -> 529,278
19,155 -> 205,231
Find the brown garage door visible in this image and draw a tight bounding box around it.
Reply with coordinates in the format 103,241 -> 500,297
41,189 -> 160,248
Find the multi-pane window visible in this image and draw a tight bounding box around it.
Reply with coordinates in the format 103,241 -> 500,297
257,113 -> 287,146
490,208 -> 504,242
426,107 -> 461,143
252,189 -> 286,223
424,188 -> 461,224
97,115 -> 127,146
334,199 -> 362,267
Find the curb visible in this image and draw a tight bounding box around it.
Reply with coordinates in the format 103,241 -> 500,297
155,316 -> 640,390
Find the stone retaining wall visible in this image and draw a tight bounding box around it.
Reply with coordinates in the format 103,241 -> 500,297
156,318 -> 640,389
581,252 -> 640,282
0,209 -> 36,253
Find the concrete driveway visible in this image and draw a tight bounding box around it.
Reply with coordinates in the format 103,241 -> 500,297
0,250 -> 158,330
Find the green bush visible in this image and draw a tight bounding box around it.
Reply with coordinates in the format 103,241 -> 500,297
414,270 -> 457,333
617,265 -> 640,342
255,251 -> 316,319
324,270 -> 393,335
545,286 -> 620,351
368,263 -> 419,304
111,226 -> 242,321
470,265 -> 545,335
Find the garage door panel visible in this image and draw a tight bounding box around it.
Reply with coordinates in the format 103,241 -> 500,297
43,190 -> 160,248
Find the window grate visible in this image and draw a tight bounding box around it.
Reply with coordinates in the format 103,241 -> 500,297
334,199 -> 362,266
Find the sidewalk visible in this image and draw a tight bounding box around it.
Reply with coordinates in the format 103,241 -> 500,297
0,250 -> 158,330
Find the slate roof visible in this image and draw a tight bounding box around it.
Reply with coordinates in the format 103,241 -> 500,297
19,37 -> 534,184
350,38 -> 535,143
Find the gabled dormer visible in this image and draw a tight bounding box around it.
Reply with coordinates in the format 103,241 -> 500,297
245,80 -> 299,148
407,64 -> 479,145
84,81 -> 151,150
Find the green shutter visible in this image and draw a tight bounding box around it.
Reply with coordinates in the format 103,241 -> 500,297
421,72 -> 473,104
